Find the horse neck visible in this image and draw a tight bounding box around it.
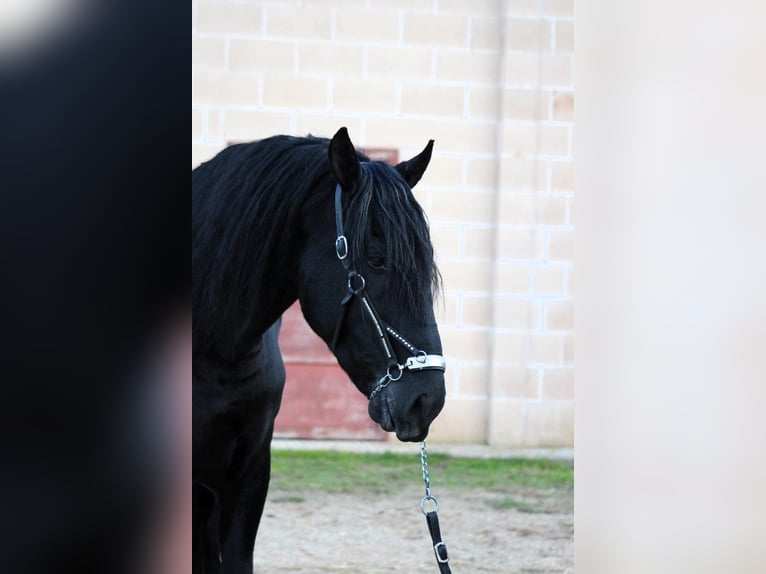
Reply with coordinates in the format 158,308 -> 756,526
240,278 -> 298,348
193,250 -> 300,364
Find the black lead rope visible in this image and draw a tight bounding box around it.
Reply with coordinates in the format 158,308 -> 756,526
420,442 -> 452,573
426,511 -> 452,573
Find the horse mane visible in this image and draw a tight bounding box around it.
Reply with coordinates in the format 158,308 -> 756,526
192,134 -> 439,352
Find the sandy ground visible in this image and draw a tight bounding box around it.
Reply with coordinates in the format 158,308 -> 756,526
253,487 -> 573,573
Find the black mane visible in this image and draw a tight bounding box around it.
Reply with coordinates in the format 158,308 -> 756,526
344,161 -> 440,311
192,135 -> 439,352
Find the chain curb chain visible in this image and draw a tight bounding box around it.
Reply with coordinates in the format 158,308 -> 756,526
369,365 -> 402,401
419,441 -> 440,514
368,375 -> 390,401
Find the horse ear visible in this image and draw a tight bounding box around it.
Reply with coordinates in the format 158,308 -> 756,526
395,140 -> 434,189
328,127 -> 360,189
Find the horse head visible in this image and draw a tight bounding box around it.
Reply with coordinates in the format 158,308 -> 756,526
297,128 -> 446,442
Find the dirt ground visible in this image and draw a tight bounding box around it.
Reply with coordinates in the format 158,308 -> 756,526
253,487 -> 573,573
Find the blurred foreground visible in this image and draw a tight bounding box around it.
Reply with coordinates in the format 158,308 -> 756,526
0,1 -> 186,573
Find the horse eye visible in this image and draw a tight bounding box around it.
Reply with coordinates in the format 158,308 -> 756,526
368,256 -> 386,270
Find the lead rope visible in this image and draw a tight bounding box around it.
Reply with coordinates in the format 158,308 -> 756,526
419,441 -> 452,573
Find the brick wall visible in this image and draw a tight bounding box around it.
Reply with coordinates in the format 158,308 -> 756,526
192,0 -> 574,447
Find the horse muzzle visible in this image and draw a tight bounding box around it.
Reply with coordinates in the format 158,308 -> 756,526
368,368 -> 446,442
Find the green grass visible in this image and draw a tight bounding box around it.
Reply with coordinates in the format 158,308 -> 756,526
270,449 -> 573,496
270,494 -> 306,503
486,496 -> 540,513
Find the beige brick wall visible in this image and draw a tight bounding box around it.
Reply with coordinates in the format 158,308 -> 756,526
192,0 -> 574,447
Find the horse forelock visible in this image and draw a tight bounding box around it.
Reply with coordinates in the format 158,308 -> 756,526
345,161 -> 441,316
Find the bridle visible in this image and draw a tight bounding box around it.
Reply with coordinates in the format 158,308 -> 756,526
329,183 -> 446,401
330,182 -> 452,573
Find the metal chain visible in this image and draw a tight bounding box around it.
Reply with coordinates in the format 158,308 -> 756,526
420,440 -> 431,497
369,374 -> 391,401
369,362 -> 404,400
419,440 -> 440,514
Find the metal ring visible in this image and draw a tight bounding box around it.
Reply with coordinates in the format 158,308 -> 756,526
387,363 -> 403,381
416,350 -> 428,363
347,272 -> 366,294
420,495 -> 440,515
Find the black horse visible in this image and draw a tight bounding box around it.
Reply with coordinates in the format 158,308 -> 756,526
192,127 -> 446,573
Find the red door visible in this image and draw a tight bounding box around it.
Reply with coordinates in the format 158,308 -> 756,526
273,148 -> 398,440
273,302 -> 386,440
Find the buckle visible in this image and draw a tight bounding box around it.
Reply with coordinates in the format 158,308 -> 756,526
433,541 -> 449,564
335,235 -> 348,260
